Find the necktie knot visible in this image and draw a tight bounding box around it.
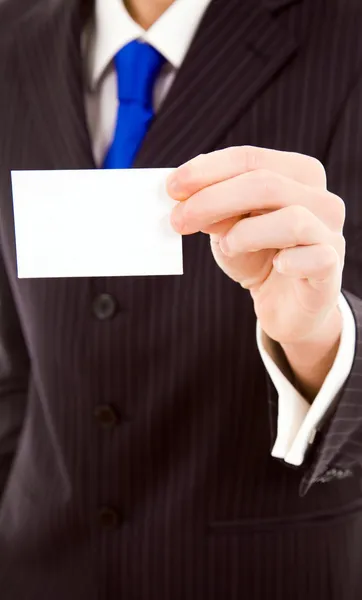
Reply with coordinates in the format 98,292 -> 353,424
114,40 -> 166,108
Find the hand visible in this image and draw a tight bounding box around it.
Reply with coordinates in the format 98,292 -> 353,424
167,146 -> 345,347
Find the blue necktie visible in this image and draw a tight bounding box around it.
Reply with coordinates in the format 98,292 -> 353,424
103,40 -> 166,169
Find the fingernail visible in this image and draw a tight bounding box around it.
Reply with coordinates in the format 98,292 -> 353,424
219,236 -> 231,256
171,207 -> 184,232
167,175 -> 182,197
273,255 -> 284,272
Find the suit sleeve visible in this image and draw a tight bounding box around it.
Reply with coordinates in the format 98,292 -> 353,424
0,243 -> 29,501
267,70 -> 362,496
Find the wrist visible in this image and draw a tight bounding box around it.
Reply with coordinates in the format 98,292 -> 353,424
280,305 -> 342,400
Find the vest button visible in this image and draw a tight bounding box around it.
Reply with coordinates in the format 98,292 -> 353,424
94,404 -> 119,428
98,507 -> 120,529
92,293 -> 117,320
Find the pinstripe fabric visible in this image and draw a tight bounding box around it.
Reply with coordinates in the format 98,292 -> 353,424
1,0 -> 362,598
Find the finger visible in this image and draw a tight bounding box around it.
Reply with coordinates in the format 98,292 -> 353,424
218,205 -> 344,257
201,216 -> 241,236
273,244 -> 343,287
167,146 -> 327,201
171,173 -> 344,236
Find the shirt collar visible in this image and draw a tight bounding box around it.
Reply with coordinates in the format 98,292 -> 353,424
86,0 -> 213,91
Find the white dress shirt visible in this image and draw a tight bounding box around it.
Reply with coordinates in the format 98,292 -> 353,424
84,0 -> 356,466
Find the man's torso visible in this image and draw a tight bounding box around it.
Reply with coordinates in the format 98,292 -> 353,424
1,0 -> 362,598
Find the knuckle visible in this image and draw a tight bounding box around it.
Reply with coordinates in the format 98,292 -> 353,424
321,244 -> 340,268
240,146 -> 260,172
256,169 -> 281,200
288,205 -> 312,240
335,234 -> 346,260
221,147 -> 244,172
331,194 -> 346,226
310,157 -> 327,187
291,204 -> 310,220
340,234 -> 346,254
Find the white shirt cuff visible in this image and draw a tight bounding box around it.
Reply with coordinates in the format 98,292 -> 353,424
256,293 -> 356,466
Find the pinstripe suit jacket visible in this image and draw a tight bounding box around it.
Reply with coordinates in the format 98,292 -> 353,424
1,0 -> 362,598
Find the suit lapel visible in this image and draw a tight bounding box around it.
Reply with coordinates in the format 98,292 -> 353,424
14,0 -> 95,171
134,0 -> 299,168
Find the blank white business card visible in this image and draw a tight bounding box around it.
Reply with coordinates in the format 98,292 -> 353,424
11,168 -> 183,278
